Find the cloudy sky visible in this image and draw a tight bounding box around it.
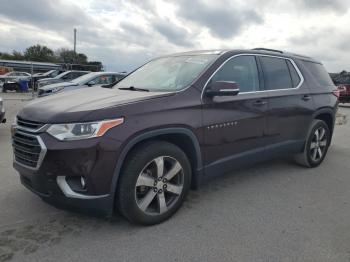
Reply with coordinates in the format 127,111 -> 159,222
0,0 -> 349,72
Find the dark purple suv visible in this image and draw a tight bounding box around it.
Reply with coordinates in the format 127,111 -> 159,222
12,48 -> 338,225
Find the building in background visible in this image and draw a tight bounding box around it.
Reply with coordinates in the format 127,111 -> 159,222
0,59 -> 61,74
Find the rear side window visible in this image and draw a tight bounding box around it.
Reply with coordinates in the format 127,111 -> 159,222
303,62 -> 334,86
210,55 -> 260,93
287,61 -> 301,87
260,57 -> 292,90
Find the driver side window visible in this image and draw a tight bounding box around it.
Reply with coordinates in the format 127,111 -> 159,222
211,56 -> 260,93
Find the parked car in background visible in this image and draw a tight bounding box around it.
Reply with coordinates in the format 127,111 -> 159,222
0,97 -> 5,124
0,71 -> 31,86
0,71 -> 31,92
32,69 -> 65,89
38,72 -> 127,97
36,70 -> 90,88
12,48 -> 338,225
337,84 -> 350,103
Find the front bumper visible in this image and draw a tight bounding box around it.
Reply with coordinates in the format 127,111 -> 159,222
12,129 -> 123,216
17,164 -> 112,215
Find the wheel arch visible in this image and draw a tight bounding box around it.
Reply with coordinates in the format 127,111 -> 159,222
313,107 -> 336,135
108,127 -> 203,211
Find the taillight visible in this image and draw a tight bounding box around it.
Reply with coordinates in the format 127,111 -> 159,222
332,89 -> 340,98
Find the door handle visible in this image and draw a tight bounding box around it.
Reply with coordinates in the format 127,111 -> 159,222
253,100 -> 267,106
302,95 -> 311,101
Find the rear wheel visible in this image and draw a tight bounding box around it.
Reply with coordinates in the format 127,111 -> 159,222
117,141 -> 191,225
294,119 -> 330,167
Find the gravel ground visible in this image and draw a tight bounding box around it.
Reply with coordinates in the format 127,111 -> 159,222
1,94 -> 350,262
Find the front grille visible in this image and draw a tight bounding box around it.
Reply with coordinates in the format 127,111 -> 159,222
13,132 -> 42,168
17,116 -> 44,130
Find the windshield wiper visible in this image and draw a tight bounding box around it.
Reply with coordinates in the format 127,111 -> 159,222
118,86 -> 149,92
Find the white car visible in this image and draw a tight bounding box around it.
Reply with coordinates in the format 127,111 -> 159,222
0,71 -> 31,86
38,72 -> 127,97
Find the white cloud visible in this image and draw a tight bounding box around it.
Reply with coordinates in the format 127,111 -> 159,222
0,0 -> 349,72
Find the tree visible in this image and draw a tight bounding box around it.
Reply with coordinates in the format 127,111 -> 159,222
76,53 -> 88,64
56,48 -> 88,64
56,48 -> 75,63
0,52 -> 13,60
24,45 -> 56,62
0,44 -> 104,70
11,50 -> 25,60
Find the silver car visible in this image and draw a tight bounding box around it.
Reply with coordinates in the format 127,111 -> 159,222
36,70 -> 90,88
38,72 -> 126,97
0,71 -> 31,87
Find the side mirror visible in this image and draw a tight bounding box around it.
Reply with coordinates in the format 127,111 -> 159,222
205,81 -> 240,97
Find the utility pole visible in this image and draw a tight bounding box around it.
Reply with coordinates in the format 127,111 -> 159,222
31,63 -> 34,98
73,28 -> 77,65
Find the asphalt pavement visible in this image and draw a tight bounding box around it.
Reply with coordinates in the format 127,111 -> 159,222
1,93 -> 350,262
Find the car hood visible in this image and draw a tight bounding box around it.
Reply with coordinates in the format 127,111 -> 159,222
18,87 -> 174,123
40,81 -> 76,90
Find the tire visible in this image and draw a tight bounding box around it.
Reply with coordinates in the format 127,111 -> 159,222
16,83 -> 21,93
294,119 -> 331,168
116,140 -> 191,225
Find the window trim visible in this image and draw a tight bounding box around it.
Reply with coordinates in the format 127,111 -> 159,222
201,53 -> 304,100
286,60 -> 301,88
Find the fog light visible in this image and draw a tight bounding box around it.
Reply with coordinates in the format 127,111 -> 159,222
80,177 -> 86,189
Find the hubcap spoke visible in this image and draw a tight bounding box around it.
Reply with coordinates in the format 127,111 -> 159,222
314,129 -> 320,141
317,148 -> 323,158
164,162 -> 182,181
154,157 -> 164,178
139,190 -> 157,211
136,173 -> 155,187
166,183 -> 183,195
157,192 -> 167,213
312,148 -> 317,160
319,128 -> 325,140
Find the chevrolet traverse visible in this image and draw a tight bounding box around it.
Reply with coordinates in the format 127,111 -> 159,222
12,48 -> 338,225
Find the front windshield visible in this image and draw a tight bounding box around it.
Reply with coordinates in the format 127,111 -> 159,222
55,71 -> 69,79
71,72 -> 98,84
116,54 -> 218,91
44,70 -> 55,76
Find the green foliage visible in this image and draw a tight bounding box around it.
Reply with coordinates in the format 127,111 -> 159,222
24,45 -> 56,62
0,44 -> 100,67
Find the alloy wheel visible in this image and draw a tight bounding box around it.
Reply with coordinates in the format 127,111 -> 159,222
310,126 -> 328,162
135,156 -> 184,215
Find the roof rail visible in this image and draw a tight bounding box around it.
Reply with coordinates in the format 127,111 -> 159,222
252,48 -> 283,54
288,52 -> 311,59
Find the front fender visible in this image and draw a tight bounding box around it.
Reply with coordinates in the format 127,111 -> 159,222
105,127 -> 203,215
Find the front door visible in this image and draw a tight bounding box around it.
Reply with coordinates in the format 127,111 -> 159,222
202,55 -> 268,177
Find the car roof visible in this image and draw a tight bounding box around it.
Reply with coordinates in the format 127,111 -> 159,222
164,48 -> 320,64
67,70 -> 90,73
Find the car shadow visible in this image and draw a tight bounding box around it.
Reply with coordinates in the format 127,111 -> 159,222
0,157 -> 305,260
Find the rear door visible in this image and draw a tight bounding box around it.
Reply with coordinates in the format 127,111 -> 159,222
202,55 -> 269,176
258,56 -> 314,153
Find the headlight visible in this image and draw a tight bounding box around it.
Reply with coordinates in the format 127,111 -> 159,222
47,118 -> 124,141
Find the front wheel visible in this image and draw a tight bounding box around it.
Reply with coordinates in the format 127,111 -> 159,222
294,119 -> 331,168
116,141 -> 191,225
